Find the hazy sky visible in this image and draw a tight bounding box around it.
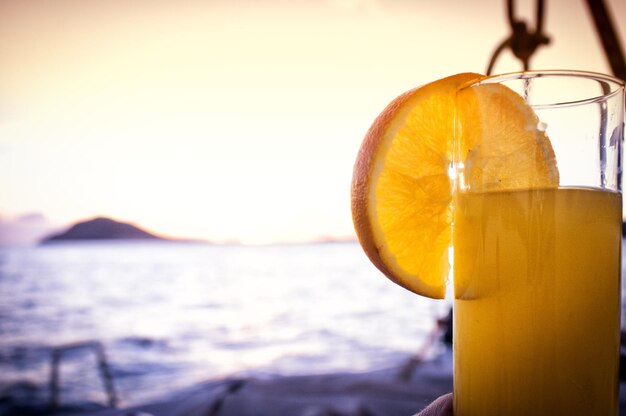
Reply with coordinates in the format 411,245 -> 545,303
1,0 -> 625,243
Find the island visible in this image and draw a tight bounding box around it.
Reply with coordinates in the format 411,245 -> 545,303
41,217 -> 166,243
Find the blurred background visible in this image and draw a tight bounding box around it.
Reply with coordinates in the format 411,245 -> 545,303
1,0 -> 624,412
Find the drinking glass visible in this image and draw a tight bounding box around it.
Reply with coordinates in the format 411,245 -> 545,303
453,70 -> 624,415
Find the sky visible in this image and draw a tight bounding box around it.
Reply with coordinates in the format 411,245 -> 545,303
1,0 -> 625,244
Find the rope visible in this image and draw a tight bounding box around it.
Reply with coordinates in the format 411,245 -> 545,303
486,0 -> 550,74
585,0 -> 626,81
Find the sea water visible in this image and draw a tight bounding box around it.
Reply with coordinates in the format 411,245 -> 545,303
0,241 -> 446,408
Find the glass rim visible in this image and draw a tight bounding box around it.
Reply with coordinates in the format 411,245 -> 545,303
460,69 -> 625,109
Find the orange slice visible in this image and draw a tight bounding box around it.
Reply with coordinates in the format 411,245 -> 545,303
456,82 -> 559,190
351,73 -> 559,299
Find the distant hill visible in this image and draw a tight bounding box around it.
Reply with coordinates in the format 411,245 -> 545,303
41,217 -> 165,243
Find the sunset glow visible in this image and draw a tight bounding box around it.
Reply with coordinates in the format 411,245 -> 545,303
1,0 -> 624,243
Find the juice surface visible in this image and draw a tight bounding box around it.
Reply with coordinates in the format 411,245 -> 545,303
453,187 -> 621,416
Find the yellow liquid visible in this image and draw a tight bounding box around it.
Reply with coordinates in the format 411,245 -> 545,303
453,188 -> 621,416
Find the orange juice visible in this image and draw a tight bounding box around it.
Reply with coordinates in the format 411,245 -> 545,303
453,187 -> 621,416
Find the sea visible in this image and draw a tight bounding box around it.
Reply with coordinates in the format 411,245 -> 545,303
0,241 -> 451,411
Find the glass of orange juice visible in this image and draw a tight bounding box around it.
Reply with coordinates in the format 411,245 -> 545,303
453,71 -> 624,415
